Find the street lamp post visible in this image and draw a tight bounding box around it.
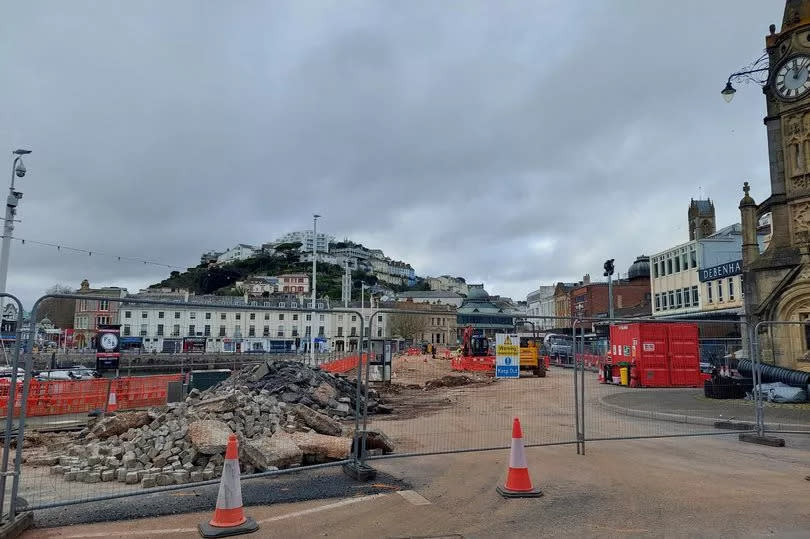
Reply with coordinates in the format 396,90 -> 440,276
603,259 -> 615,320
720,52 -> 769,103
0,149 -> 32,306
310,214 -> 320,366
361,282 -> 368,348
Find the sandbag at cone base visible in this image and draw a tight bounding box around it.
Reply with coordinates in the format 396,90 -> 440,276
497,417 -> 542,498
199,435 -> 260,538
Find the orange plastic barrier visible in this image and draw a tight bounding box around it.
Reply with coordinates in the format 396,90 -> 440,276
320,354 -> 368,374
405,348 -> 421,356
0,374 -> 182,418
451,356 -> 495,373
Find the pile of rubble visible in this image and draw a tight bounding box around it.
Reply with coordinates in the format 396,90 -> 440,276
35,360 -> 393,489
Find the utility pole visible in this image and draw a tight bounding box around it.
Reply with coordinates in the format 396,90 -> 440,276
310,214 -> 320,366
603,259 -> 615,320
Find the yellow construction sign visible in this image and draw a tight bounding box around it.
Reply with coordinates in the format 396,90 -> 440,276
496,334 -> 519,356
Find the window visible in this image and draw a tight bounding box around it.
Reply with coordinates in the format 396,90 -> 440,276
690,249 -> 697,268
277,325 -> 284,337
350,327 -> 357,336
717,280 -> 723,302
99,300 -> 109,311
279,313 -> 285,321
263,325 -> 270,337
351,315 -> 357,322
248,325 -> 255,337
190,312 -> 197,319
157,324 -> 164,336
123,325 -> 131,336
319,314 -> 325,321
306,314 -> 312,321
293,314 -> 298,321
654,263 -> 659,278
667,258 -> 673,274
337,327 -> 344,337
338,314 -> 344,321
96,316 -> 110,326
250,313 -> 255,320
681,253 -> 688,271
140,324 -> 147,337
377,328 -> 382,337
377,315 -> 383,323
655,294 -> 661,311
124,311 -> 132,319
291,302 -> 297,308
235,313 -> 241,320
305,326 -> 311,336
204,325 -> 211,336
158,311 -> 164,319
683,287 -> 691,308
205,312 -> 211,320
141,311 -> 148,319
219,326 -> 226,337
173,312 -> 180,319
189,324 -> 195,336
675,256 -> 681,273
292,327 -> 299,337
692,286 -> 699,305
264,313 -> 269,320
707,282 -> 713,303
221,313 -> 226,320
676,289 -> 683,308
317,302 -> 324,309
668,291 -> 675,308
279,302 -> 286,308
729,278 -> 735,300
172,324 -> 180,336
662,293 -> 668,309
318,326 -> 325,336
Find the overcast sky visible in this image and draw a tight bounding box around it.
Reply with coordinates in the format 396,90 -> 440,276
0,0 -> 784,307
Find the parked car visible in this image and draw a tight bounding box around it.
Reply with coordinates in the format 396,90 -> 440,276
37,366 -> 100,381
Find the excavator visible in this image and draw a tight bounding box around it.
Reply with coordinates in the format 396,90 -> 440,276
451,325 -> 496,372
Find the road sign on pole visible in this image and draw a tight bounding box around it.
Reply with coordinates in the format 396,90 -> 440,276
495,333 -> 520,378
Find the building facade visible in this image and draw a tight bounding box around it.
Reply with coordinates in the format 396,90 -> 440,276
395,291 -> 464,308
526,285 -> 556,329
216,244 -> 258,264
275,231 -> 334,253
72,280 -> 128,349
426,276 -> 469,296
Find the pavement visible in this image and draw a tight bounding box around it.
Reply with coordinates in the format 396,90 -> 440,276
600,386 -> 810,429
23,435 -> 810,538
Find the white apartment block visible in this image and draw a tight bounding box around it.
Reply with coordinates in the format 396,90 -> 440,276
276,231 -> 334,253
217,244 -> 258,264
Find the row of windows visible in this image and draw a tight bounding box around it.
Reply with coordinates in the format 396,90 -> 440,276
123,311 -> 335,322
122,324 -> 333,338
652,248 -> 698,278
655,286 -> 699,311
706,278 -> 735,304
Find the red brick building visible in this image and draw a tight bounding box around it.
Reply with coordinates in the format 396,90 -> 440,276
569,256 -> 652,320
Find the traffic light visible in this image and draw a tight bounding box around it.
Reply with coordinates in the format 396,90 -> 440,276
603,259 -> 615,277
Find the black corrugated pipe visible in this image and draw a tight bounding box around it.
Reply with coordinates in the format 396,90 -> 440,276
736,359 -> 810,388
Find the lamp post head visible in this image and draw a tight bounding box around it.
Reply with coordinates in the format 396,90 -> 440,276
721,81 -> 736,103
13,149 -> 31,156
14,160 -> 26,178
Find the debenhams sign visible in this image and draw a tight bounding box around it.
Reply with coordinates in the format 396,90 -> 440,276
699,260 -> 742,283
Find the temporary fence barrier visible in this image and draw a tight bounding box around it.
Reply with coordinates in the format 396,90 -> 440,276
320,354 -> 368,374
0,374 -> 183,418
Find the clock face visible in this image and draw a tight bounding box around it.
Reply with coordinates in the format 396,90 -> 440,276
774,55 -> 810,99
100,333 -> 119,351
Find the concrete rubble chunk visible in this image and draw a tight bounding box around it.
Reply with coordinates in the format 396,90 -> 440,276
242,431 -> 303,471
89,412 -> 152,439
187,420 -> 232,455
290,431 -> 352,461
292,404 -> 343,437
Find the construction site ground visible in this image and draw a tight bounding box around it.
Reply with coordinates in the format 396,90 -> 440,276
15,354 -> 810,536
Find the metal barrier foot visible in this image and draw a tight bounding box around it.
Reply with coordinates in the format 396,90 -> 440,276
0,512 -> 33,539
342,459 -> 377,481
738,433 -> 785,447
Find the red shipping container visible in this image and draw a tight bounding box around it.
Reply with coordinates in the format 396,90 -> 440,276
609,323 -> 701,388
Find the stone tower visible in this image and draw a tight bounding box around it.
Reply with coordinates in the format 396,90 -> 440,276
741,0 -> 810,370
688,199 -> 716,240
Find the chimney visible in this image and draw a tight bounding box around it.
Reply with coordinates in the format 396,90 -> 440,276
583,274 -> 591,285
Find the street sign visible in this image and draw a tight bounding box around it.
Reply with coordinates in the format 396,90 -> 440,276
495,333 -> 520,378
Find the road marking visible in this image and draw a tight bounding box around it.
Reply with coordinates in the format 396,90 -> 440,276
397,489 -> 432,505
56,493 -> 389,538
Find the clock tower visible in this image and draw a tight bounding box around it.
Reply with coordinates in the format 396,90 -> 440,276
741,0 -> 810,370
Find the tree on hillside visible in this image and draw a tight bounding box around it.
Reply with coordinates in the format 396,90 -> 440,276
388,312 -> 429,342
37,284 -> 76,328
275,242 -> 303,264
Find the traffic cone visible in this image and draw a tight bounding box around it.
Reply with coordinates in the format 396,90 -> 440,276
106,391 -> 118,413
199,434 -> 259,538
497,417 -> 542,498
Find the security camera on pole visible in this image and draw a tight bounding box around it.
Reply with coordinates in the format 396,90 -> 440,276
603,259 -> 615,320
0,149 -> 32,308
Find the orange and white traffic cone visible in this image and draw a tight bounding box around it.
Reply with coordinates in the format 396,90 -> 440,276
199,434 -> 259,538
497,417 -> 542,498
106,391 -> 118,413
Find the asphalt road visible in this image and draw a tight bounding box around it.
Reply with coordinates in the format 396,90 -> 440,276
31,465 -> 408,528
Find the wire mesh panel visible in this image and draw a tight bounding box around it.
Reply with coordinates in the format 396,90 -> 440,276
581,318 -> 758,444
